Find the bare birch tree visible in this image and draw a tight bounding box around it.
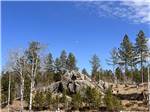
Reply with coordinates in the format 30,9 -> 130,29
25,42 -> 42,111
9,50 -> 26,112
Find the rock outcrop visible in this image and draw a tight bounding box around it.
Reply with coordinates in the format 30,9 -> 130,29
36,70 -> 108,95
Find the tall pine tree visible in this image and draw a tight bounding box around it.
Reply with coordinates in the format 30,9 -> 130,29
90,54 -> 100,80
82,68 -> 89,76
44,53 -> 54,72
66,52 -> 77,71
135,30 -> 148,83
60,50 -> 67,69
55,58 -> 61,72
118,34 -> 133,78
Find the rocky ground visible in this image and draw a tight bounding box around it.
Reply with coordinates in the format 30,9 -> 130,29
111,83 -> 148,111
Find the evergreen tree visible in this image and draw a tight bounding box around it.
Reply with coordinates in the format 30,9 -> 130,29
55,58 -> 61,71
115,67 -> 123,82
84,86 -> 101,109
66,52 -> 77,71
135,30 -> 148,83
118,34 -> 133,78
128,45 -> 138,82
44,53 -> 54,72
104,87 -> 122,111
81,68 -> 89,76
90,54 -> 100,80
44,53 -> 54,85
132,68 -> 141,83
60,50 -> 67,69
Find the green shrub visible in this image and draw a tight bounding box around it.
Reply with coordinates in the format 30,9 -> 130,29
45,91 -> 52,107
72,91 -> 82,110
104,87 -> 122,111
53,73 -> 62,82
60,89 -> 67,104
33,91 -> 52,110
84,86 -> 101,109
33,91 -> 46,110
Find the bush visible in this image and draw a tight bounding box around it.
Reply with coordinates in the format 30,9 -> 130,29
60,89 -> 67,104
33,91 -> 52,110
53,73 -> 62,82
104,87 -> 122,111
83,86 -> 101,109
1,72 -> 17,106
72,91 -> 82,110
45,91 -> 52,107
33,91 -> 46,110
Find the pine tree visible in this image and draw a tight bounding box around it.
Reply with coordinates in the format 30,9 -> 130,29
60,50 -> 67,69
115,67 -> 123,82
55,58 -> 61,72
43,53 -> 54,85
44,53 -> 54,72
84,86 -> 101,109
82,68 -> 89,76
66,52 -> 77,71
135,30 -> 148,83
104,87 -> 122,111
118,34 -> 133,79
90,54 -> 100,80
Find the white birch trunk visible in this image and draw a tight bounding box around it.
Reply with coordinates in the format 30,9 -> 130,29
29,60 -> 34,112
20,77 -> 24,112
29,79 -> 33,112
29,57 -> 38,112
8,73 -> 11,112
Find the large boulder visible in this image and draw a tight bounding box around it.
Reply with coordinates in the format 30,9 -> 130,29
97,80 -> 109,90
36,70 -> 108,95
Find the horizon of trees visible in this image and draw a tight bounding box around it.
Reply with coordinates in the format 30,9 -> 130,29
1,30 -> 150,111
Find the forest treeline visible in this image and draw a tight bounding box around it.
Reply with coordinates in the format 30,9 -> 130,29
1,30 -> 149,111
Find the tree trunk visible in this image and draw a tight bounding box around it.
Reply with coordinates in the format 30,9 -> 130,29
29,56 -> 38,112
124,61 -> 128,83
8,73 -> 11,112
131,65 -> 134,84
20,77 -> 24,112
141,52 -> 143,83
29,79 -> 34,112
113,65 -> 117,84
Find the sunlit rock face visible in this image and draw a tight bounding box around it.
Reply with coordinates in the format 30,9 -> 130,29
36,70 -> 109,95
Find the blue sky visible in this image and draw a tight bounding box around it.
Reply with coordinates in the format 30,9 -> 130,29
2,1 -> 150,72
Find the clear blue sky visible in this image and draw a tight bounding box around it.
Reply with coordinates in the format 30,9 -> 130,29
2,1 -> 150,72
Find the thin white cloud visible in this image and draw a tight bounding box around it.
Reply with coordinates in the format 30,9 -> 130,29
77,0 -> 150,24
